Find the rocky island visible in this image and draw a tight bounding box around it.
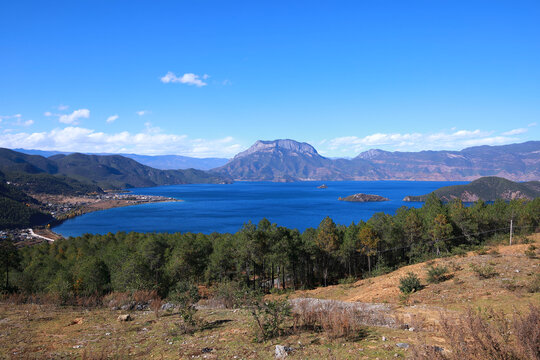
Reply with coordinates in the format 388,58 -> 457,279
338,193 -> 389,202
317,184 -> 328,189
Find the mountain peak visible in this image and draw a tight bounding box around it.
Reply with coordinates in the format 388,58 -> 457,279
355,149 -> 390,160
234,139 -> 319,159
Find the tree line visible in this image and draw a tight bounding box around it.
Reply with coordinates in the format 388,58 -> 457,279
1,194 -> 539,298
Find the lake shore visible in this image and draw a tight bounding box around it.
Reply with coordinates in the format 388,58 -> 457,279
32,193 -> 182,241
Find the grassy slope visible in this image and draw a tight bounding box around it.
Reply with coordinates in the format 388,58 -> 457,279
0,235 -> 538,359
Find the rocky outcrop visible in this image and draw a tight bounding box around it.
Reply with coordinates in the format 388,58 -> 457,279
338,193 -> 389,202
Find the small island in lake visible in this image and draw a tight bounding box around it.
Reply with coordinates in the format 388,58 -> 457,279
317,184 -> 328,189
338,193 -> 389,202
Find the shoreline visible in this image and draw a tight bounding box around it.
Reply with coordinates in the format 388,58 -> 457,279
32,194 -> 182,241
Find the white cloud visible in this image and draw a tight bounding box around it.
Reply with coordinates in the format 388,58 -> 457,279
0,126 -> 242,157
57,104 -> 69,111
0,114 -> 22,120
44,111 -> 53,117
136,110 -> 149,116
160,72 -> 208,87
502,128 -> 528,136
322,128 -> 523,156
58,109 -> 90,124
0,114 -> 33,127
528,122 -> 537,127
106,115 -> 119,123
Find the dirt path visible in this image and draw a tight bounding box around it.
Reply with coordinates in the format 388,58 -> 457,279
28,228 -> 56,242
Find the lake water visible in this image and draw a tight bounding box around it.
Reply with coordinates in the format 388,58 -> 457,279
53,181 -> 466,236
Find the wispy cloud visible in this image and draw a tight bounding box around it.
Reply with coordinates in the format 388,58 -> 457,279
502,128 -> 528,136
0,114 -> 22,120
106,115 -> 119,123
160,72 -> 209,87
0,126 -> 242,157
0,114 -> 34,127
136,110 -> 149,116
320,128 -> 524,156
58,109 -> 90,124
57,104 -> 69,111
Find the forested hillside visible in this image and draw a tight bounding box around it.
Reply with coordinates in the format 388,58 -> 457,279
0,148 -> 231,190
0,179 -> 53,229
404,176 -> 540,202
9,195 -> 539,297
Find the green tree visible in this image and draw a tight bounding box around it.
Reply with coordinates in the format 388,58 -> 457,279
357,224 -> 379,274
316,217 -> 341,286
430,214 -> 453,255
0,240 -> 21,291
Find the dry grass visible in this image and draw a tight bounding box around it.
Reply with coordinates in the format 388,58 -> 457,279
412,304 -> 540,360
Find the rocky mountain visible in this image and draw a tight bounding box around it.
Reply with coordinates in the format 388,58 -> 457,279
0,148 -> 231,190
403,176 -> 540,202
14,148 -> 230,170
212,140 -> 357,181
212,140 -> 540,182
355,141 -> 540,181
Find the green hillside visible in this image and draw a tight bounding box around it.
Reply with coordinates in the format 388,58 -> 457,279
404,176 -> 540,202
0,148 -> 231,190
0,180 -> 53,229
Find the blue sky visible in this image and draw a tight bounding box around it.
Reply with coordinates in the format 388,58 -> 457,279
0,0 -> 539,157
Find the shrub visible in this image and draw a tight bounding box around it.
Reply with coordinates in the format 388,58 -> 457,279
250,297 -> 292,342
412,305 -> 540,360
527,274 -> 540,293
426,265 -> 450,284
470,263 -> 498,279
399,272 -> 422,294
291,299 -> 372,340
524,245 -> 537,259
169,281 -> 200,330
211,280 -> 249,309
338,276 -> 357,285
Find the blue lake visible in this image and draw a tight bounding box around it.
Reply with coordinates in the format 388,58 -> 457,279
53,181 -> 466,236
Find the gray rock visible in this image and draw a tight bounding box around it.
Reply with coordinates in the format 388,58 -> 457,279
161,302 -> 175,311
382,336 -> 387,341
396,343 -> 410,349
275,345 -> 294,359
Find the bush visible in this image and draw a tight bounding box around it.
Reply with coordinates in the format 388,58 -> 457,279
524,245 -> 537,259
399,272 -> 422,294
527,274 -> 540,293
412,305 -> 540,360
212,280 -> 250,309
426,265 -> 450,284
169,281 -> 201,330
250,297 -> 291,342
291,299 -> 372,340
338,276 -> 357,286
470,263 -> 498,279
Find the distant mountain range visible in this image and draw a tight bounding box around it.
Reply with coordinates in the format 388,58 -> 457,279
211,140 -> 540,182
0,148 -> 230,190
403,176 -> 540,202
8,140 -> 540,183
14,149 -> 229,170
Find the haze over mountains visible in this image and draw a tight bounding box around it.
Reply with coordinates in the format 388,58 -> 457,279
0,148 -> 230,190
14,149 -> 229,171
7,139 -> 540,184
211,139 -> 540,182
